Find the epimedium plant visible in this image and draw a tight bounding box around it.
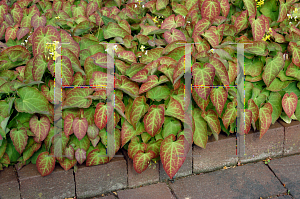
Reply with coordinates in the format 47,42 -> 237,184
0,0 -> 299,179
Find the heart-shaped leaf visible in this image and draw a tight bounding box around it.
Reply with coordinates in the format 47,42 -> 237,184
10,128 -> 28,154
131,96 -> 149,128
259,103 -> 273,138
36,151 -> 56,176
133,150 -> 156,173
73,117 -> 88,141
29,115 -> 50,143
282,92 -> 298,118
75,148 -> 86,164
143,104 -> 165,137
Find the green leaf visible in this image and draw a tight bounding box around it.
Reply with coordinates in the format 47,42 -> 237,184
262,52 -> 285,87
133,150 -> 156,173
259,103 -> 273,139
146,86 -> 171,101
10,128 -> 28,154
162,116 -> 181,139
193,108 -> 208,148
103,22 -> 130,39
86,148 -> 109,166
143,105 -> 165,137
15,87 -> 50,115
268,92 -> 282,124
282,92 -> 298,118
131,96 -> 149,128
36,151 -> 56,176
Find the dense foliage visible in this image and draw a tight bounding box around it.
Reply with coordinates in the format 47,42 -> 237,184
0,0 -> 299,179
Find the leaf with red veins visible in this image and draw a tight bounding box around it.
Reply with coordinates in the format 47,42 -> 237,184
228,61 -> 237,84
158,64 -> 176,82
209,57 -> 230,86
86,1 -> 98,16
73,117 -> 88,141
222,101 -> 237,129
16,27 -> 29,40
121,121 -> 145,147
36,152 -> 56,176
64,145 -> 75,160
210,87 -> 228,116
31,14 -> 46,30
192,18 -> 211,39
131,96 -> 149,128
173,55 -> 185,85
163,28 -> 186,44
219,0 -> 230,17
160,134 -> 189,179
201,0 -> 221,21
192,89 -> 210,113
243,0 -> 256,18
193,108 -> 208,148
143,105 -> 165,137
11,3 -> 23,24
248,99 -> 259,123
262,52 -> 285,87
277,1 -> 289,22
282,92 -> 298,118
259,103 -> 273,139
193,63 -> 216,100
244,109 -> 252,134
133,150 -> 156,173
116,75 -> 139,98
234,10 -> 248,33
10,128 -> 28,154
165,96 -> 185,122
94,103 -> 113,130
59,157 -> 77,171
86,148 -> 109,166
64,114 -> 75,137
161,14 -> 185,29
5,24 -> 18,42
249,14 -> 265,41
128,136 -> 147,159
201,109 -> 221,134
288,42 -> 300,68
75,148 -> 86,164
29,115 -> 50,143
201,27 -> 219,47
117,50 -> 137,64
139,75 -> 169,94
131,69 -> 148,83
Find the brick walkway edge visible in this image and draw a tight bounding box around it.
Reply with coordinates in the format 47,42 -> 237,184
0,120 -> 299,199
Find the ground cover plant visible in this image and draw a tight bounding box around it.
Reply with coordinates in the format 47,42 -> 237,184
0,0 -> 299,179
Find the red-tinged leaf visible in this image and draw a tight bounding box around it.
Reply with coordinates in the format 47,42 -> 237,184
71,4 -> 85,18
121,121 -> 145,147
89,71 -> 109,88
29,115 -> 50,143
115,97 -> 126,119
193,63 -> 216,100
201,110 -> 221,134
193,108 -> 208,148
219,0 -> 230,17
282,92 -> 298,118
32,25 -> 61,57
243,0 -> 256,18
133,150 -> 156,173
158,64 -> 176,82
140,24 -> 159,36
11,3 -> 23,24
173,55 -> 185,85
286,62 -> 300,81
244,109 -> 252,134
36,152 -> 56,176
209,57 -> 230,85
32,53 -> 47,81
193,36 -> 210,52
161,14 -> 185,30
234,10 -> 248,33
244,41 -> 268,56
86,1 -> 97,16
131,69 -> 148,83
277,1 -> 289,22
16,27 -> 29,40
60,29 -> 80,57
75,148 -> 86,164
64,145 -> 75,160
192,89 -> 210,113
117,50 -> 137,63
31,14 -> 46,30
160,134 -> 188,179
222,101 -> 237,129
262,52 -> 285,87
228,61 -> 237,84
131,96 -> 149,128
163,28 -> 186,44
259,103 -> 273,139
128,136 -> 147,159
63,88 -> 94,109
90,136 -> 100,147
143,105 -> 165,137
116,76 -> 139,98
87,124 -> 99,140
73,118 -> 88,141
64,114 -> 75,137
59,157 -> 77,171
210,87 -> 228,116
288,42 -> 300,68
86,148 -> 110,166
248,99 -> 259,123
10,128 -> 28,154
23,142 -> 42,162
139,75 -> 168,94
201,0 -> 220,21
94,103 -> 112,130
143,60 -> 160,75
165,96 -> 185,122
249,15 -> 266,41
0,153 -> 10,165
5,24 -> 18,42
201,26 -> 219,47
104,22 -> 130,39
140,48 -> 164,64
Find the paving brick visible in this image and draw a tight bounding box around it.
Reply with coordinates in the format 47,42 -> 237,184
17,163 -> 75,199
0,166 -> 20,199
240,122 -> 284,164
275,195 -> 293,199
117,183 -> 175,199
122,149 -> 159,188
91,194 -> 116,199
75,152 -> 127,199
159,145 -> 192,181
268,155 -> 300,199
278,120 -> 300,155
170,161 -> 286,199
193,132 -> 237,173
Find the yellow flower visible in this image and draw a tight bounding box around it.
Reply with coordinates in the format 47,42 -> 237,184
153,16 -> 158,23
268,27 -> 272,33
295,8 -> 298,13
265,35 -> 271,40
140,45 -> 145,52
